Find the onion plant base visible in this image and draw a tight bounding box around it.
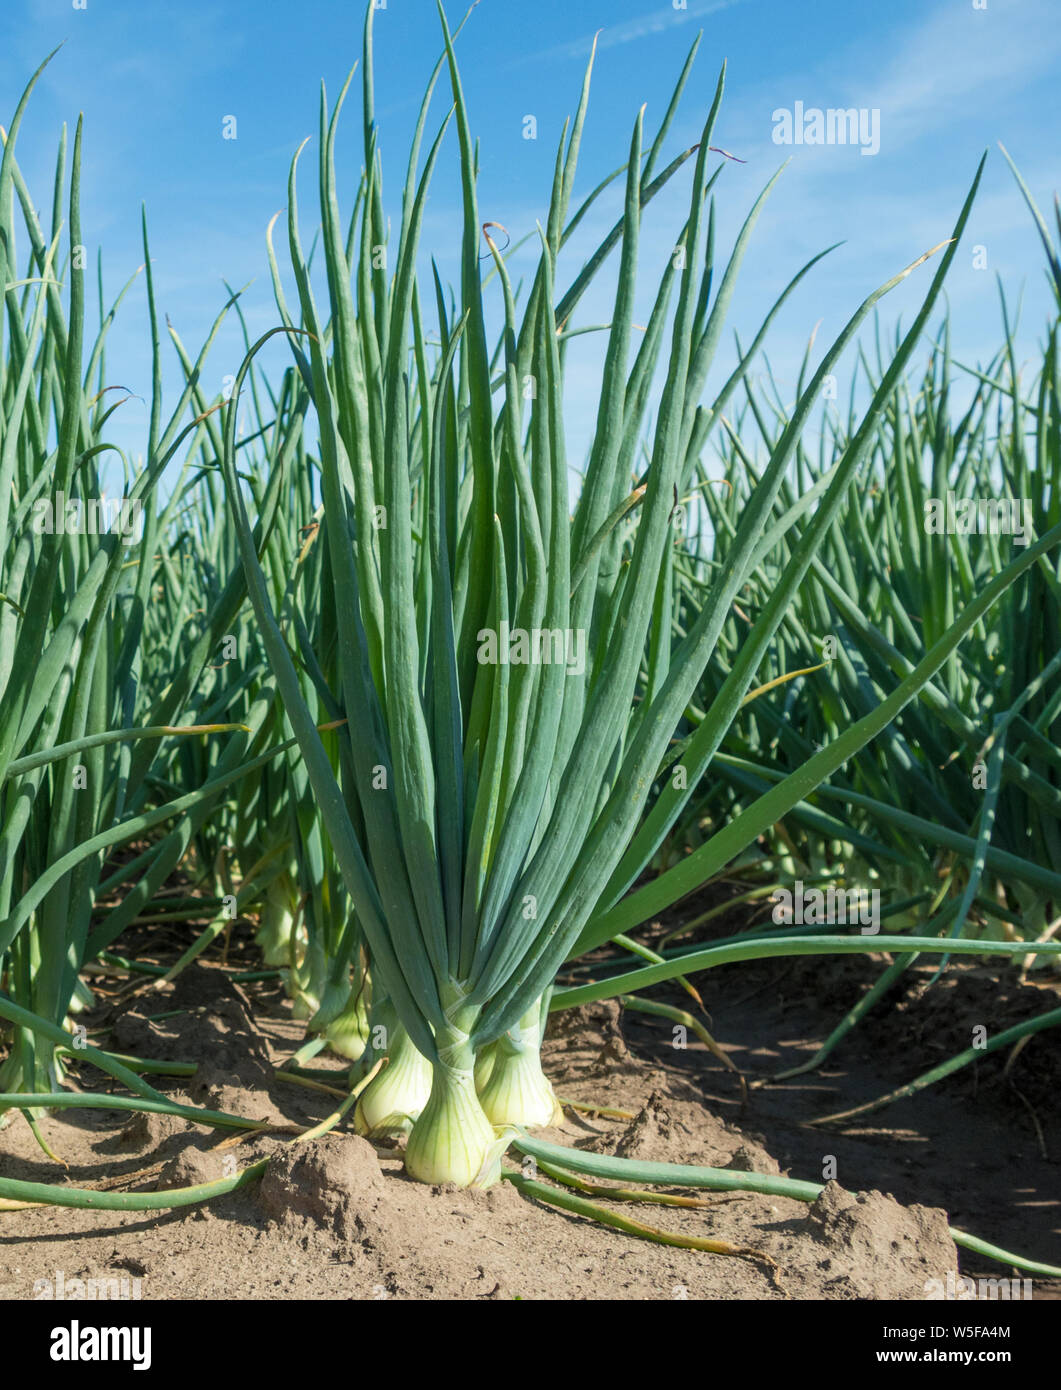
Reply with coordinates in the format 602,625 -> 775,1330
353,1021 -> 433,1138
477,1006 -> 563,1128
404,1065 -> 499,1187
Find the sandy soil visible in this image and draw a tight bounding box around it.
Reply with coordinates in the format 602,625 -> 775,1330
4,946 -> 1051,1302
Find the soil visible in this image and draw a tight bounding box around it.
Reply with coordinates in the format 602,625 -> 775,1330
1,913 -> 1058,1302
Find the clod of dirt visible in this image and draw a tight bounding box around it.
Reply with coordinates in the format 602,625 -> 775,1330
110,1009 -> 167,1055
112,965 -> 275,1093
606,1093 -> 779,1177
114,1109 -> 191,1154
155,1145 -> 225,1192
190,1079 -> 281,1125
549,999 -> 624,1040
615,1091 -> 680,1158
257,1135 -> 383,1240
166,963 -> 255,1013
550,999 -> 630,1072
800,1182 -> 958,1299
726,1142 -> 781,1175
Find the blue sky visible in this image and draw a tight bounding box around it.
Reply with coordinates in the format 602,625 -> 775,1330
2,0 -> 1060,477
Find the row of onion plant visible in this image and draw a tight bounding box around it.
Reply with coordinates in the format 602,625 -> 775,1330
638,162 -> 1061,1115
3,10 -> 1061,1280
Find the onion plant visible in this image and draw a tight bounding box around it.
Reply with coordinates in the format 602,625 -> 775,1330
1,11 -> 1060,1283
623,155 -> 1061,1109
0,54 -> 293,1114
214,4 -> 1061,1186
690,284 -> 1060,936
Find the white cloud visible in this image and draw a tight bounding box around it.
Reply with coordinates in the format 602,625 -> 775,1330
510,0 -> 754,66
860,0 -> 1061,150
